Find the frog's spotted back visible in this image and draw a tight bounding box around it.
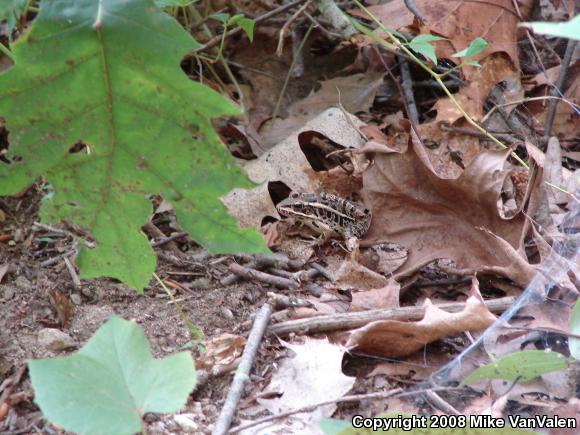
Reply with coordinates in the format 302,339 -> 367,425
276,191 -> 371,239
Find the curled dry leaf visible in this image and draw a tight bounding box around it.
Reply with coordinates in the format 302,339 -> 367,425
196,333 -> 246,370
349,278 -> 400,312
362,127 -> 536,286
260,73 -> 385,150
333,257 -> 389,290
346,277 -> 497,358
222,108 -> 365,229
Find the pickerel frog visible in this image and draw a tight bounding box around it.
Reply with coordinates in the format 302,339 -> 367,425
276,191 -> 372,242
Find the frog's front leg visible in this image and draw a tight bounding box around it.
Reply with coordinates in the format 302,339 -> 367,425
344,226 -> 361,259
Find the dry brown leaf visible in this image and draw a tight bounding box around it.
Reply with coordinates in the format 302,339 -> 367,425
351,0 -> 533,72
333,257 -> 389,290
362,127 -> 536,286
260,73 -> 383,149
222,108 -> 365,229
524,61 -> 580,140
349,278 -> 400,312
0,263 -> 8,284
433,55 -> 524,124
196,333 -> 246,370
346,277 -> 497,358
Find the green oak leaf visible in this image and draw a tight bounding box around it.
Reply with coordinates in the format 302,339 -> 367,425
461,350 -> 568,386
28,316 -> 197,435
0,0 -> 268,291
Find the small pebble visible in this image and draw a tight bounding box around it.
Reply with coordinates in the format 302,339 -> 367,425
1,285 -> 16,301
70,293 -> 82,305
173,414 -> 199,433
220,307 -> 234,320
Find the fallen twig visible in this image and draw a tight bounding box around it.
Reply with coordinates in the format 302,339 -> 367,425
315,0 -> 357,38
212,303 -> 273,435
151,231 -> 188,247
229,263 -> 299,289
40,249 -> 77,267
229,388 -> 402,433
193,0 -> 308,53
544,38 -> 577,140
399,55 -> 419,125
277,0 -> 313,56
268,296 -> 517,336
63,256 -> 81,289
310,262 -> 333,281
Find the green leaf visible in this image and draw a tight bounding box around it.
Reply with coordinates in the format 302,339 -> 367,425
319,418 -> 352,434
28,316 -> 196,435
452,37 -> 489,59
229,15 -> 254,42
209,12 -> 230,23
0,0 -> 269,291
569,299 -> 580,360
465,60 -> 482,67
461,350 -> 568,386
523,15 -> 580,40
0,0 -> 27,32
154,0 -> 197,7
408,34 -> 446,64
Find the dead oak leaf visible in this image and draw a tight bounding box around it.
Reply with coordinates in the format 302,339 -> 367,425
433,55 -> 524,124
362,128 -> 536,286
351,0 -> 533,73
346,277 -> 497,358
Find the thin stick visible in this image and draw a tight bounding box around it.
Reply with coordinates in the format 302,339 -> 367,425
212,303 -> 273,435
40,249 -> 77,267
272,23 -> 314,120
315,0 -> 357,38
229,388 -> 402,433
229,386 -> 464,433
268,296 -> 517,336
277,0 -> 313,56
544,39 -> 578,139
398,55 -> 419,125
404,0 -> 426,24
193,0 -> 307,53
151,231 -> 188,247
63,256 -> 81,289
229,263 -> 299,289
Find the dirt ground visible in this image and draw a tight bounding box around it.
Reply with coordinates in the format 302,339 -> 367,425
0,185 -> 278,433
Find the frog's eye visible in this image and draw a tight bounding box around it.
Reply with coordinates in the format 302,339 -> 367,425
290,192 -> 300,199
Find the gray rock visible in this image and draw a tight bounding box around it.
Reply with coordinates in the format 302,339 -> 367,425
38,328 -> 76,351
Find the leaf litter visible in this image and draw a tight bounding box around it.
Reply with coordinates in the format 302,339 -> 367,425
0,0 -> 579,433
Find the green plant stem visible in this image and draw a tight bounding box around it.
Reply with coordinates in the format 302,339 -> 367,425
213,22 -> 229,61
0,43 -> 15,62
153,273 -> 204,340
272,23 -> 315,120
352,0 -> 530,169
